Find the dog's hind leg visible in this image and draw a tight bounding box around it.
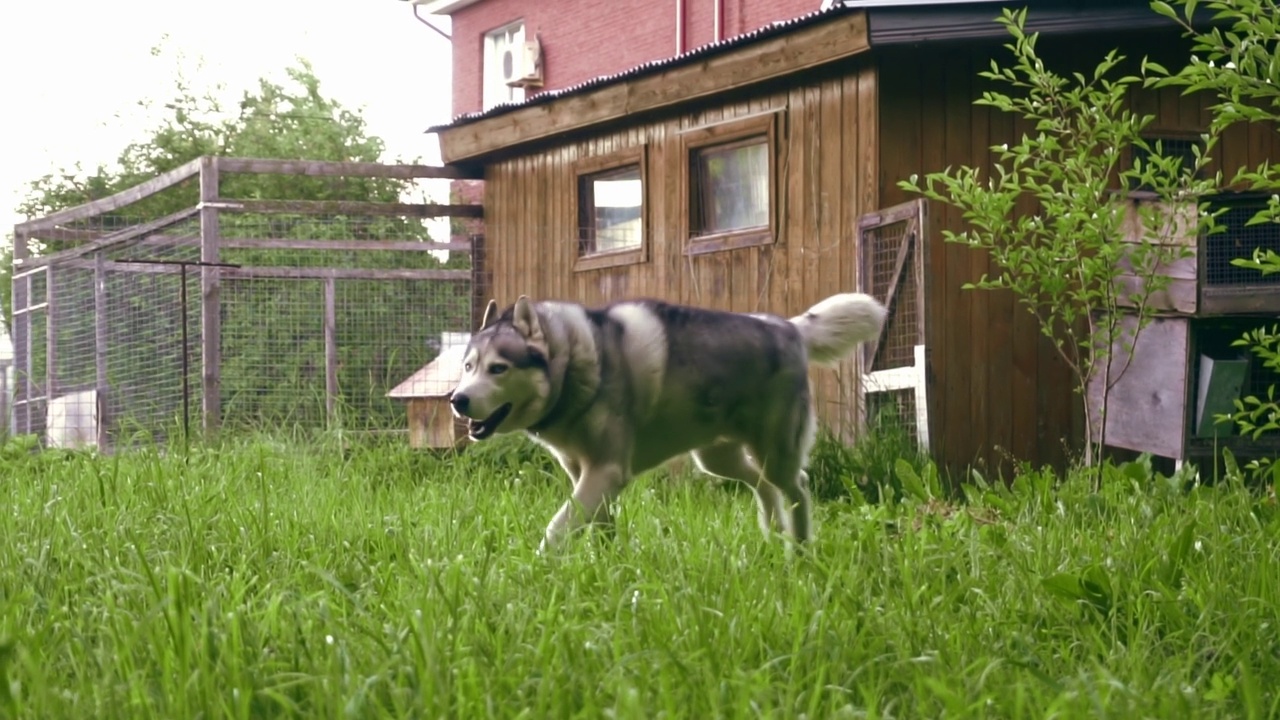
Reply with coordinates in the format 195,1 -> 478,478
758,453 -> 812,544
691,442 -> 785,537
539,461 -> 629,554
752,409 -> 817,544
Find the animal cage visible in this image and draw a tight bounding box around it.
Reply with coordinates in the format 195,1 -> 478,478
9,157 -> 485,451
1088,191 -> 1280,465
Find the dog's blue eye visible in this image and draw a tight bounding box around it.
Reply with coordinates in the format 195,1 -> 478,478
488,363 -> 508,375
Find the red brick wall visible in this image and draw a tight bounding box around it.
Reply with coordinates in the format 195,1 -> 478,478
449,0 -> 820,117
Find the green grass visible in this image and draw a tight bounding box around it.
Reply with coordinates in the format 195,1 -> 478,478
1,433 -> 1278,719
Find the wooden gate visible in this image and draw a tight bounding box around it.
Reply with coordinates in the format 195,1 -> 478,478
856,199 -> 932,451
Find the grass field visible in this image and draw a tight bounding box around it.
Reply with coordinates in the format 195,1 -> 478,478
1,431 -> 1278,719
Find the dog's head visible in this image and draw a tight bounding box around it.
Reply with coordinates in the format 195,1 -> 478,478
449,296 -> 553,441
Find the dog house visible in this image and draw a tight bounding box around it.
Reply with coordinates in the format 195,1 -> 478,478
1087,192 -> 1280,466
388,333 -> 471,450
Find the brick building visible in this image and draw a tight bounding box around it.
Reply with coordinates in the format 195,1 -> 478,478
410,0 -> 822,117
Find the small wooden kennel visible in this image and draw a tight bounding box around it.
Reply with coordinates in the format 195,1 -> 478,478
388,337 -> 471,450
1088,191 -> 1280,466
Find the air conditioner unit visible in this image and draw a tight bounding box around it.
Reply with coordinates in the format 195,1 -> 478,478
506,37 -> 544,89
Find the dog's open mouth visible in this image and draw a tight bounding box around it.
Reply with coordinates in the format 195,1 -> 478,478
467,403 -> 512,440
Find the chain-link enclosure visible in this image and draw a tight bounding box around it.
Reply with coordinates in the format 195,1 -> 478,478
10,158 -> 484,450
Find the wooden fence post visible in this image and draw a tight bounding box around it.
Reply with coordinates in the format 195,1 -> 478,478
94,252 -> 109,451
199,157 -> 222,438
470,233 -> 490,331
324,277 -> 338,424
11,228 -> 30,435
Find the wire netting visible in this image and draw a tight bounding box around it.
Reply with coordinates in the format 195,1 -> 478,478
1205,198 -> 1280,287
13,205 -> 475,449
863,217 -> 920,372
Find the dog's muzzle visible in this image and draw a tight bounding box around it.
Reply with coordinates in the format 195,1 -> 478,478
449,391 -> 470,417
450,392 -> 511,440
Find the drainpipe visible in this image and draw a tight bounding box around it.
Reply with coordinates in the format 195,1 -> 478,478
714,0 -> 723,42
675,0 -> 685,54
413,4 -> 452,41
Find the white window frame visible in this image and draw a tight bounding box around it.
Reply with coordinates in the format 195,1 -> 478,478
482,20 -> 527,111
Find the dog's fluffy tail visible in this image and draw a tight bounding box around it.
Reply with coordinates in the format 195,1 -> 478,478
789,293 -> 887,366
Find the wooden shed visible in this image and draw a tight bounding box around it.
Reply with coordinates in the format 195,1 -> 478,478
388,335 -> 471,450
427,0 -> 1280,476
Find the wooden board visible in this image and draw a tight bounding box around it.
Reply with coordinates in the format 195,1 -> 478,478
219,199 -> 483,219
215,158 -> 483,180
1085,315 -> 1190,460
17,158 -> 202,233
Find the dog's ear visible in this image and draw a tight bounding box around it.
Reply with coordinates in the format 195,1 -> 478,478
511,295 -> 544,343
479,299 -> 498,330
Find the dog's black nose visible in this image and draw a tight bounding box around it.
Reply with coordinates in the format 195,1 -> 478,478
450,392 -> 470,413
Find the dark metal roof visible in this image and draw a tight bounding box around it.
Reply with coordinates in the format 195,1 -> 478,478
426,0 -> 1179,133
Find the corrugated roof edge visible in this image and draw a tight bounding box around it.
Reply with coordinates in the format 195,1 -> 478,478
425,2 -> 858,133
425,0 -> 1193,134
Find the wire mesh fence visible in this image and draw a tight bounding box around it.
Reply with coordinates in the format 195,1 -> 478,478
857,200 -> 929,449
10,158 -> 483,450
1205,196 -> 1280,287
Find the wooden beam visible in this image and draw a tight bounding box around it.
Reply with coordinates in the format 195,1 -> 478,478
95,235 -> 472,254
16,157 -> 203,233
214,157 -> 485,180
435,11 -> 871,163
13,207 -> 202,270
59,260 -> 471,283
94,253 -> 109,451
222,266 -> 470,281
323,277 -> 338,423
217,199 -> 485,219
200,157 -> 223,438
219,238 -> 472,253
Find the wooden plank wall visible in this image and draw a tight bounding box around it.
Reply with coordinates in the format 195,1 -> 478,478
877,31 -> 1280,478
482,60 -> 878,438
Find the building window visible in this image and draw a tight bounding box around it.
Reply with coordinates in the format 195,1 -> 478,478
573,145 -> 648,271
682,112 -> 778,255
693,138 -> 769,233
483,20 -> 527,111
1129,133 -> 1204,190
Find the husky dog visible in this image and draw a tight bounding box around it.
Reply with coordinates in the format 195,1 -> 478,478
449,293 -> 887,553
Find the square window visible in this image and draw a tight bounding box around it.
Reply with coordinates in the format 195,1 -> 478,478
483,21 -> 527,112
1129,133 -> 1205,191
579,164 -> 644,255
692,137 -> 770,235
681,112 -> 778,255
573,145 -> 649,271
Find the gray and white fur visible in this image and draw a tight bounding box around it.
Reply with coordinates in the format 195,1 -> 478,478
449,292 -> 887,553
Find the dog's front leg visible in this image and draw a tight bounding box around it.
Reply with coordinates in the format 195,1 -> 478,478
539,462 -> 627,553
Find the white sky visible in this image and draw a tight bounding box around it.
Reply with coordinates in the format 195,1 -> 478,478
0,0 -> 455,360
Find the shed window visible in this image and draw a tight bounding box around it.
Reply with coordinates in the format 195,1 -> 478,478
1129,133 -> 1204,190
579,165 -> 643,254
681,112 -> 778,255
573,145 -> 649,271
692,138 -> 770,234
